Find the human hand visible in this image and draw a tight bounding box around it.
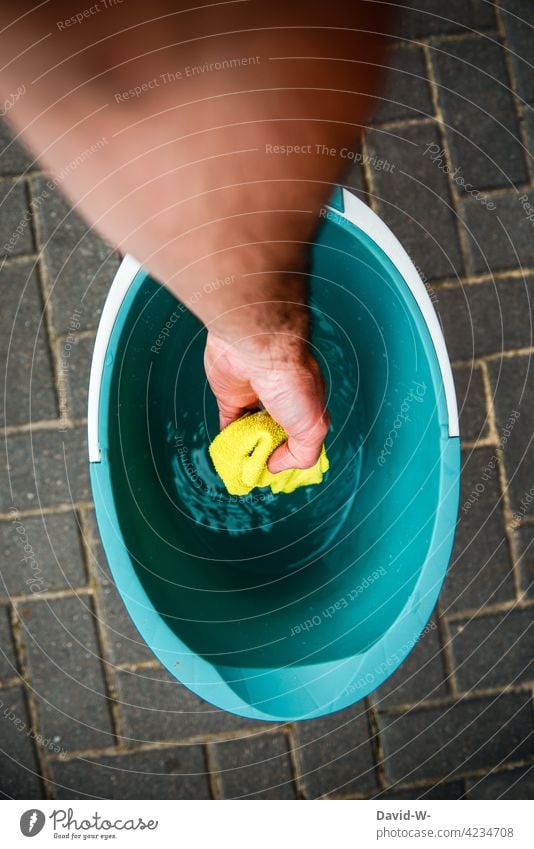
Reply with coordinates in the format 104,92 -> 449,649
204,326 -> 329,473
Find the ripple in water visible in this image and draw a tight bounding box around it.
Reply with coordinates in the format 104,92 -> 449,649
159,301 -> 363,573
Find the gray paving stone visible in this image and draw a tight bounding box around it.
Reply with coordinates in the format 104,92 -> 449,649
30,177 -> 119,332
0,120 -> 36,176
61,333 -> 95,422
214,732 -> 297,799
0,511 -> 87,598
379,690 -> 534,783
84,511 -> 153,665
51,745 -> 210,799
0,427 -> 91,512
0,604 -> 17,679
396,0 -> 496,40
17,595 -> 114,752
0,686 -> 43,798
488,356 -> 534,520
373,45 -> 434,124
435,276 -> 534,362
374,779 -> 466,799
500,0 -> 534,103
0,179 -> 34,258
374,614 -> 448,708
431,37 -> 528,192
365,123 -> 463,281
441,448 -> 515,614
449,608 -> 534,691
293,702 -> 377,797
460,189 -> 534,274
117,667 -> 268,744
0,258 -> 57,427
453,364 -> 490,442
468,764 -> 534,799
515,524 -> 534,598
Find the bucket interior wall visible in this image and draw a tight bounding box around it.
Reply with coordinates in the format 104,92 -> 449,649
103,215 -> 448,683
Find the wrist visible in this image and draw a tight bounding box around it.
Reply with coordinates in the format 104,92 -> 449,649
204,271 -> 311,362
207,320 -> 311,370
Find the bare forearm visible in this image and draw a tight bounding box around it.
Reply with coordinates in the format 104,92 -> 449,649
0,0 -> 390,331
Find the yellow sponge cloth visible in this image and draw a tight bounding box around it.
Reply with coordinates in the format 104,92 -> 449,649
208,410 -> 329,496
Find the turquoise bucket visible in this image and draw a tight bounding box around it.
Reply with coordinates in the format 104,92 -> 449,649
88,188 -> 460,721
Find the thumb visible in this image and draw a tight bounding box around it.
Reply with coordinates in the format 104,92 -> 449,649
267,413 -> 329,473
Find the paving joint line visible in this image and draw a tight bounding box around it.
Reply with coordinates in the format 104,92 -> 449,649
479,361 -> 523,598
204,742 -> 223,800
367,696 -> 387,791
478,361 -> 500,444
494,2 -> 534,183
460,437 -> 499,450
425,30 -> 501,48
115,660 -> 162,673
452,346 -> 534,367
370,116 -> 435,132
0,252 -> 40,267
0,501 -> 94,521
360,135 -> 380,214
0,675 -> 22,690
5,586 -> 92,605
436,602 -> 458,698
431,267 -> 534,287
337,756 -> 534,798
422,43 -> 473,277
465,180 -> 534,199
45,724 -> 290,763
56,329 -> 96,344
9,605 -> 54,798
282,724 -> 306,800
27,180 -> 64,423
77,507 -> 125,744
0,173 -> 30,185
377,681 -> 534,716
3,417 -> 87,437
386,31 -> 500,53
443,597 -> 534,623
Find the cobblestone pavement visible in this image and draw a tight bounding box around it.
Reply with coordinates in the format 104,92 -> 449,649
1,1 -> 534,800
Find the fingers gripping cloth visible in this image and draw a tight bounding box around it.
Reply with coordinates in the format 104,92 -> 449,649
208,410 -> 329,496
